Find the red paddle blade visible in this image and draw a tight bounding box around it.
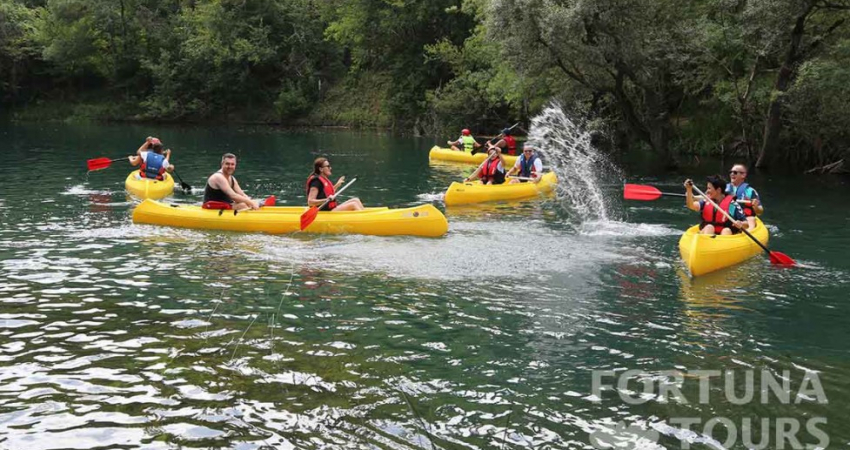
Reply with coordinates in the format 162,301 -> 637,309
300,206 -> 319,230
87,157 -> 114,171
769,251 -> 796,266
623,184 -> 663,201
263,195 -> 276,207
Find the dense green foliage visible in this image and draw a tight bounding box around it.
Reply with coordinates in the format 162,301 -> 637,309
2,0 -> 849,168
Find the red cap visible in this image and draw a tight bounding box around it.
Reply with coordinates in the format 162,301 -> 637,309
150,138 -> 161,145
462,129 -> 470,135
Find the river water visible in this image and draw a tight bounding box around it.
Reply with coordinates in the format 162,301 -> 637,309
0,122 -> 848,449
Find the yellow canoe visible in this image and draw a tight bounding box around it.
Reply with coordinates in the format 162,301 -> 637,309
132,199 -> 448,237
429,146 -> 519,166
125,170 -> 174,200
444,172 -> 558,206
678,218 -> 769,277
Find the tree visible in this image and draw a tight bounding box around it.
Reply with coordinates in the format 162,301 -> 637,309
753,0 -> 850,167
0,0 -> 42,102
489,0 -> 702,164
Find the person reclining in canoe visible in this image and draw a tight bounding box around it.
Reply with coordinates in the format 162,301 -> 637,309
306,157 -> 364,211
464,147 -> 506,185
202,153 -> 260,211
448,129 -> 481,154
486,128 -> 518,156
505,143 -> 543,183
684,175 -> 748,235
726,163 -> 763,229
128,137 -> 174,180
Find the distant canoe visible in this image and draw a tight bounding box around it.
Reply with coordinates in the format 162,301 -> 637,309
429,146 -> 519,166
444,172 -> 558,206
125,170 -> 174,200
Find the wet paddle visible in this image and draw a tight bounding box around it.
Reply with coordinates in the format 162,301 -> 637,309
624,184 -> 687,201
474,122 -> 521,155
87,157 -> 126,172
300,178 -> 357,230
624,184 -> 761,205
171,169 -> 192,192
691,184 -> 796,267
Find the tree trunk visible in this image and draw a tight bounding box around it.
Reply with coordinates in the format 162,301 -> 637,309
756,7 -> 811,168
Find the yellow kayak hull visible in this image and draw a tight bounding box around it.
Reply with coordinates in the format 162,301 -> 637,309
678,218 -> 769,277
132,199 -> 449,237
429,146 -> 518,166
125,170 -> 174,200
444,172 -> 558,206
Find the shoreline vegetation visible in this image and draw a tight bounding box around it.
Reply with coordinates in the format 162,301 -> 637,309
2,0 -> 849,173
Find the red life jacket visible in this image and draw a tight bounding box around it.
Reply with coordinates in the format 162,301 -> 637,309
504,136 -> 517,155
700,195 -> 735,229
306,175 -> 337,210
480,158 -> 504,184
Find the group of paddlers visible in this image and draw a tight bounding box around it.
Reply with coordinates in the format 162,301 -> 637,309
130,136 -> 363,212
684,164 -> 763,235
448,127 -> 544,185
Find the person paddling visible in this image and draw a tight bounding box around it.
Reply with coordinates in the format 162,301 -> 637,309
448,129 -> 481,154
306,157 -> 364,211
128,137 -> 174,180
684,175 -> 747,236
487,128 -> 517,156
465,147 -> 506,185
202,153 -> 260,210
726,163 -> 763,229
506,143 -> 543,183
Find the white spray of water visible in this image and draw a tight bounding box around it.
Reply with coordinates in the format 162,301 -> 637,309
529,103 -> 622,223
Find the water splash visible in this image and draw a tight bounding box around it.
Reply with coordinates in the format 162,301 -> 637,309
530,103 -> 622,223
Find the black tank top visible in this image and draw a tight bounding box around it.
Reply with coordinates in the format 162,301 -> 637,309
203,174 -> 235,204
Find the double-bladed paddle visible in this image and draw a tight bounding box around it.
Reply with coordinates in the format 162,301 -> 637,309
624,183 -> 758,205
87,157 -> 126,172
690,184 -> 796,267
300,178 -> 357,230
171,169 -> 192,192
473,122 -> 522,155
623,184 -> 686,201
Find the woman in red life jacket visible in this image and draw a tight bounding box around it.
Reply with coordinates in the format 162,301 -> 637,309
684,175 -> 748,236
306,157 -> 365,211
464,147 -> 506,185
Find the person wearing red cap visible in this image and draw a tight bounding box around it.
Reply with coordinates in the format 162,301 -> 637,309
448,128 -> 481,153
128,136 -> 174,180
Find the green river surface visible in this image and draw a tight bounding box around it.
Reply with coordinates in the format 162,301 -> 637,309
0,122 -> 848,450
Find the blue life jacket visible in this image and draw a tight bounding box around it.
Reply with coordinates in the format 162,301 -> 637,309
726,182 -> 758,216
519,154 -> 539,178
142,152 -> 166,180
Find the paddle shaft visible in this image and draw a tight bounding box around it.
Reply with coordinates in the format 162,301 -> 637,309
486,122 -> 521,146
659,191 -> 752,204
313,178 -> 357,210
171,169 -> 192,191
691,185 -> 772,255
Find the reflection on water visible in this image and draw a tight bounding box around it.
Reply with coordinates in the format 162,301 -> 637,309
1,123 -> 848,449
